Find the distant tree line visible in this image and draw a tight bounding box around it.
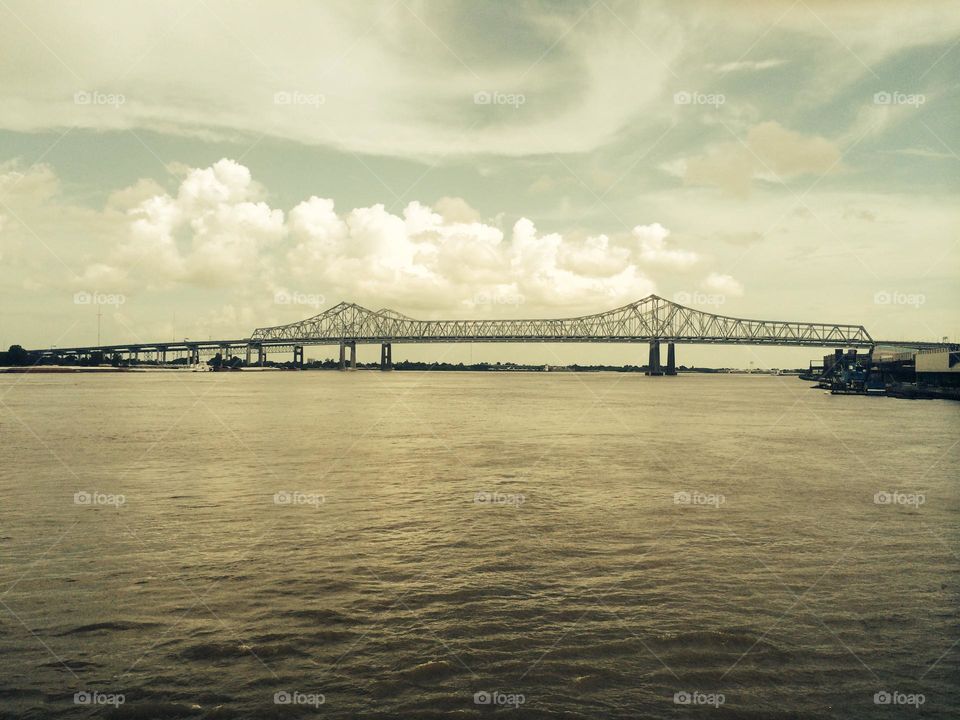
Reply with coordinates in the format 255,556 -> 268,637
1,344 -> 805,373
0,345 -> 35,366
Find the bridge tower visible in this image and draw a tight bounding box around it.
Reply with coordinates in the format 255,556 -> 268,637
380,343 -> 392,370
293,345 -> 304,368
666,342 -> 677,375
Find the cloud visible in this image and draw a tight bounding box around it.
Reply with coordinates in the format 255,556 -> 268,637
287,199 -> 664,313
884,147 -> 955,160
1,159 -> 707,318
0,2 -> 685,159
702,272 -> 744,297
97,159 -> 284,290
634,223 -> 699,268
682,121 -> 842,196
707,59 -> 786,73
747,122 -> 840,177
714,230 -> 763,246
4,2 -> 954,161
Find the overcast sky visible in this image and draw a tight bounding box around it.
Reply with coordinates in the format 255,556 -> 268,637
0,0 -> 957,367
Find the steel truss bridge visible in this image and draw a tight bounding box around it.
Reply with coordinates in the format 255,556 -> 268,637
31,295 -> 949,372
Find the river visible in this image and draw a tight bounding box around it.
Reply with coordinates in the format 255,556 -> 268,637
0,371 -> 957,718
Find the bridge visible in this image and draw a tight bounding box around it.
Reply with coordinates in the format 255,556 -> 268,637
30,295 -> 950,374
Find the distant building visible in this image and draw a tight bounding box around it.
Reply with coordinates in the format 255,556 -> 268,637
916,349 -> 960,388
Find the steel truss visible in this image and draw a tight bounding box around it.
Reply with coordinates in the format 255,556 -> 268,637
250,295 -> 875,347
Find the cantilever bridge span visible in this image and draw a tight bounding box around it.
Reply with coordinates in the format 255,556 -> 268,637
32,295 -> 946,372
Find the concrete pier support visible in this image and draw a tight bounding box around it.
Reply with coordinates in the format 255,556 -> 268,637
189,346 -> 200,365
666,342 -> 677,376
293,345 -> 304,368
245,345 -> 252,366
646,340 -> 663,376
380,342 -> 392,370
257,345 -> 267,366
160,348 -> 167,365
339,341 -> 357,370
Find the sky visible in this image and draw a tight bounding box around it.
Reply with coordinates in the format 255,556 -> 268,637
0,0 -> 957,368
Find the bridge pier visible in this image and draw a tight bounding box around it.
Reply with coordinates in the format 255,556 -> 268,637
380,342 -> 392,370
293,345 -> 304,368
245,345 -> 252,366
257,345 -> 267,366
646,340 -> 663,376
189,346 -> 200,366
339,341 -> 357,370
666,342 -> 677,375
